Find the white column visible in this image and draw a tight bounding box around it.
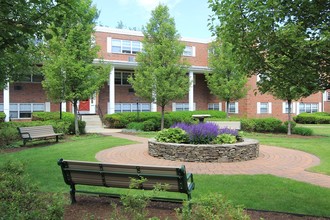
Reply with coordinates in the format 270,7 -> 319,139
109,66 -> 115,114
4,82 -> 10,122
151,102 -> 157,112
188,71 -> 194,111
61,102 -> 67,112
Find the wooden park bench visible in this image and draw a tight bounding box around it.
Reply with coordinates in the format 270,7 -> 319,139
208,121 -> 241,130
57,159 -> 195,204
17,125 -> 63,146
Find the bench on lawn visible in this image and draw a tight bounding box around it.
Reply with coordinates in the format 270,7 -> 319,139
208,121 -> 241,130
17,125 -> 63,146
57,158 -> 195,204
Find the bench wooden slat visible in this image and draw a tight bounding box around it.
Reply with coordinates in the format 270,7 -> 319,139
58,159 -> 194,204
17,125 -> 63,145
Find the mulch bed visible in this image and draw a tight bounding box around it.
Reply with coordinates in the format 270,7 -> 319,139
64,195 -> 330,220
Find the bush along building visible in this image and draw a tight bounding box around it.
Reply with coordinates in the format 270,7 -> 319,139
1,26 -> 330,122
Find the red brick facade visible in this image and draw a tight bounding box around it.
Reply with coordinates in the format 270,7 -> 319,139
1,26 -> 329,121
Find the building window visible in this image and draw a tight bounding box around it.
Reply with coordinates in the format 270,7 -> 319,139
9,103 -> 45,119
19,74 -> 44,83
228,102 -> 238,113
115,103 -> 151,113
114,71 -> 133,85
0,104 -> 3,112
208,103 -> 220,111
327,92 -> 330,101
257,102 -> 272,114
175,103 -> 189,111
299,103 -> 318,113
183,46 -> 195,57
283,102 -> 295,114
111,39 -> 142,54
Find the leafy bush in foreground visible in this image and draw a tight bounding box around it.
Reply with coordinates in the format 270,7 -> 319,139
0,161 -> 64,219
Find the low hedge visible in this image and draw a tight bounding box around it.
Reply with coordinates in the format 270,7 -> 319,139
0,112 -> 86,148
104,110 -> 226,131
294,112 -> 330,124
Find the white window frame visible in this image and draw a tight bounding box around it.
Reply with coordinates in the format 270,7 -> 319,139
257,102 -> 272,114
172,103 -> 196,111
114,71 -> 133,85
208,103 -> 222,111
8,103 -> 45,119
282,102 -> 296,114
108,38 -> 142,54
183,46 -> 196,57
114,103 -> 151,113
328,91 -> 330,101
299,103 -> 319,113
227,102 -> 238,114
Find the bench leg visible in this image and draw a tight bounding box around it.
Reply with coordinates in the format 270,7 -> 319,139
23,139 -> 27,146
70,185 -> 77,204
56,136 -> 59,142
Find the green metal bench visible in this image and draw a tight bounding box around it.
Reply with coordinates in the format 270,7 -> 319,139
17,125 -> 63,145
57,158 -> 195,204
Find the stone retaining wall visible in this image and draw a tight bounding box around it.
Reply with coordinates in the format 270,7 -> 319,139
148,138 -> 259,162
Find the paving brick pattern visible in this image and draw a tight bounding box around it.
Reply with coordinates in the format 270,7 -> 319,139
96,132 -> 330,188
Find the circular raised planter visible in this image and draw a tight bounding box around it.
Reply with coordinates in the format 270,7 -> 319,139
148,138 -> 259,163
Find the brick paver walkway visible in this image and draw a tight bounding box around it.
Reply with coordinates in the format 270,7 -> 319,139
95,132 -> 330,188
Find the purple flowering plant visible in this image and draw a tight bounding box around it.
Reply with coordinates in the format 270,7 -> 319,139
171,122 -> 239,144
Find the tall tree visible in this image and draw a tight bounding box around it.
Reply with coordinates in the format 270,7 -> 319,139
129,4 -> 190,130
42,0 -> 109,135
208,0 -> 329,134
0,0 -> 66,88
205,41 -> 248,118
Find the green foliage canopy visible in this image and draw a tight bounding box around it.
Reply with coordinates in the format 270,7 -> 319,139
206,41 -> 248,117
42,0 -> 109,135
129,4 -> 190,129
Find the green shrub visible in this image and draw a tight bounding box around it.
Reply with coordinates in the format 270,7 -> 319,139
104,111 -> 226,131
0,112 -> 6,122
292,127 -> 314,136
127,122 -> 145,131
142,119 -> 158,131
241,119 -> 256,132
177,193 -> 250,220
294,113 -> 330,124
155,128 -> 188,143
213,134 -> 237,144
68,120 -> 86,134
0,160 -> 64,219
0,125 -> 20,148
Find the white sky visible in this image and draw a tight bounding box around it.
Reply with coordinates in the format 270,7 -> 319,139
92,0 -> 212,39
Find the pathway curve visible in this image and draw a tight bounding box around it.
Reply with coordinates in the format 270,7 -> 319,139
96,132 -> 330,188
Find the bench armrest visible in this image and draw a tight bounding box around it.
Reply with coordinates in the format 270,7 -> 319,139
19,132 -> 31,139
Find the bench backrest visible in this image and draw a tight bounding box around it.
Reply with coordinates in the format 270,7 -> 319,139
208,121 -> 241,130
18,125 -> 56,138
58,159 -> 191,193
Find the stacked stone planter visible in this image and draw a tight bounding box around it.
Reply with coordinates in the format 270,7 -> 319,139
148,138 -> 259,163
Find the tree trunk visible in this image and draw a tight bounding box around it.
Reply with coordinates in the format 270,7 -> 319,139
161,105 -> 165,130
226,100 -> 230,118
287,99 -> 292,136
73,100 -> 80,136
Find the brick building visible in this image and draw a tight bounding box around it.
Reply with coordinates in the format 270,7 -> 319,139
1,26 -> 330,121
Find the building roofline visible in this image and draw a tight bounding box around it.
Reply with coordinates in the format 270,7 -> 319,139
94,58 -> 210,72
95,26 -> 213,44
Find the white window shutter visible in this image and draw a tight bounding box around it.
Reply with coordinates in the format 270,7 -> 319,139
219,102 -> 222,111
235,102 -> 239,113
268,102 -> 272,114
193,103 -> 196,110
107,37 -> 112,53
192,46 -> 196,57
296,102 -> 300,114
257,102 -> 260,114
292,102 -> 296,113
282,102 -> 286,113
172,102 -> 176,111
318,102 -> 322,112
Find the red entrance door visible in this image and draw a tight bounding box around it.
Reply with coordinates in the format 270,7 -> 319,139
79,100 -> 90,111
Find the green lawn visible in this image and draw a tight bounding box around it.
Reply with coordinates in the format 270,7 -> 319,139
1,130 -> 330,217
